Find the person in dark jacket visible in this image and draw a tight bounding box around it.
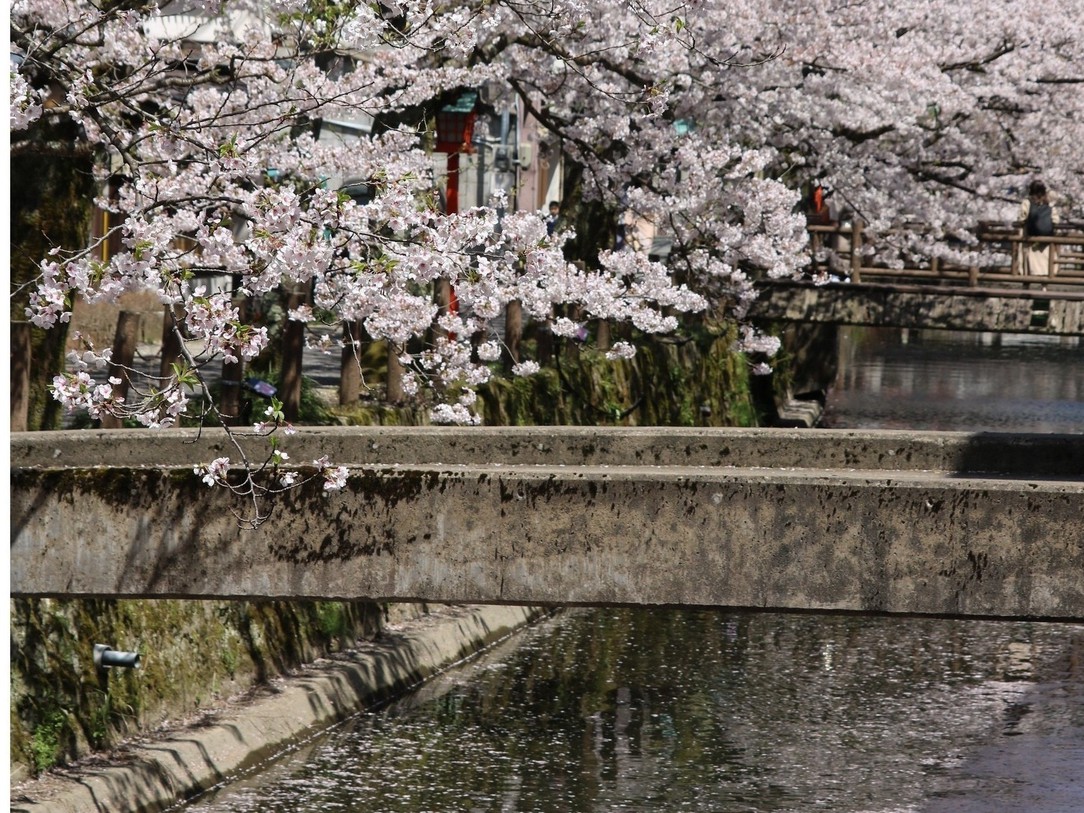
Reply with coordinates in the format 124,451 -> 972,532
1018,180 -> 1058,277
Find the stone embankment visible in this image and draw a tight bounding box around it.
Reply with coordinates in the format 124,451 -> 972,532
11,604 -> 544,813
13,427 -> 1084,619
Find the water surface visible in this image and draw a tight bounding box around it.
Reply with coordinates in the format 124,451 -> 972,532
822,329 -> 1083,433
181,326 -> 1084,813
182,610 -> 1084,813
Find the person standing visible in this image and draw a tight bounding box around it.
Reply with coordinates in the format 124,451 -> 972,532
545,200 -> 561,236
806,184 -> 833,227
804,184 -> 837,277
1018,180 -> 1057,278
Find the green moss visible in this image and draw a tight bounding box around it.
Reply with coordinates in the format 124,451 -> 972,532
31,709 -> 68,772
479,368 -> 568,426
220,648 -> 239,678
473,322 -> 758,428
329,402 -> 430,426
10,598 -> 384,775
314,602 -> 352,645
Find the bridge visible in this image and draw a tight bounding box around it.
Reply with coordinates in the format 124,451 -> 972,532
11,427 -> 1084,620
749,280 -> 1084,335
750,221 -> 1084,335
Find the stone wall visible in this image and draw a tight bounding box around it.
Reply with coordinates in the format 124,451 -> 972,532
8,597 -> 421,781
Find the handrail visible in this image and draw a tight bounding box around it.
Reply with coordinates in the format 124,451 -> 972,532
805,220 -> 1084,288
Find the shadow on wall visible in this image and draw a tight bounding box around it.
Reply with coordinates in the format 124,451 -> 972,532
951,432 -> 1084,479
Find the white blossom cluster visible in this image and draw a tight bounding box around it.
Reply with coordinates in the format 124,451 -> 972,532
12,0 -> 1083,519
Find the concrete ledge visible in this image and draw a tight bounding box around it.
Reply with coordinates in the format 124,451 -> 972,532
10,426 -> 1084,476
10,604 -> 544,813
11,428 -> 1084,617
12,462 -> 1084,618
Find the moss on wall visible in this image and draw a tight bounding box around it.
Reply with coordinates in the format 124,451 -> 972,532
327,325 -> 762,428
9,598 -> 385,778
476,322 -> 760,428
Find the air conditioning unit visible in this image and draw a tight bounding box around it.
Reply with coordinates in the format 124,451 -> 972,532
516,143 -> 533,168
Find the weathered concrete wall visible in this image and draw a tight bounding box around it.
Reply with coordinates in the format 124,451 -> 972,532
11,425 -> 1084,475
750,281 -> 1084,336
9,597 -> 386,780
11,604 -> 545,813
12,428 -> 1084,619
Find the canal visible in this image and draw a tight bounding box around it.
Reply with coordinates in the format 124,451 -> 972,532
822,327 -> 1084,433
181,327 -> 1084,813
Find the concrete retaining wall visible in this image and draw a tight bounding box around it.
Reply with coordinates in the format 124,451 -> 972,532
12,428 -> 1084,619
11,425 -> 1084,475
11,604 -> 544,813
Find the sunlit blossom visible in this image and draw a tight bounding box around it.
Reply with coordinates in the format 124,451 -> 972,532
16,0 -> 1083,525
322,466 -> 349,491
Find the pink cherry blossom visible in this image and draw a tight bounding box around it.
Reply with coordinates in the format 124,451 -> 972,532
14,0 -> 1082,524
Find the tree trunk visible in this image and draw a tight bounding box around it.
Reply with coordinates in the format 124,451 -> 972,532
536,306 -> 554,366
386,343 -> 404,404
596,319 -> 611,352
503,299 -> 522,372
10,323 -> 32,432
10,151 -> 96,430
432,278 -> 453,344
219,298 -> 247,425
565,303 -> 582,361
99,311 -> 141,429
159,304 -> 184,380
339,319 -> 366,406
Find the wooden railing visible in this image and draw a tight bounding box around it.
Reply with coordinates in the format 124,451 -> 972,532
807,221 -> 1084,288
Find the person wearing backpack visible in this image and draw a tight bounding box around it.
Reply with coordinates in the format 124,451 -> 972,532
1018,180 -> 1058,277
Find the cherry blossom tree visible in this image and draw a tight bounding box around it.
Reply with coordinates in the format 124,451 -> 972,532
13,0 -> 1081,522
719,0 -> 1084,264
10,0 -> 804,521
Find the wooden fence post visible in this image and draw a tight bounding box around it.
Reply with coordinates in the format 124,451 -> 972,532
10,322 -> 31,432
810,229 -> 823,274
340,319 -> 364,406
99,311 -> 141,429
849,222 -> 863,283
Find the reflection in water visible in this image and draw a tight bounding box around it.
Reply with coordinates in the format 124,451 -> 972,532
822,328 -> 1084,433
184,611 -> 1084,813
